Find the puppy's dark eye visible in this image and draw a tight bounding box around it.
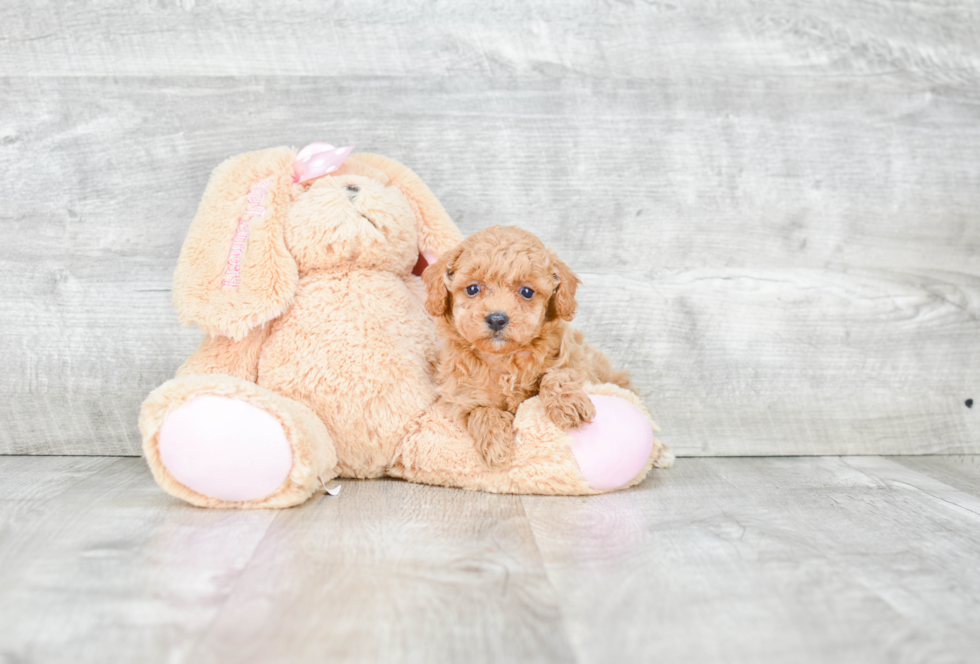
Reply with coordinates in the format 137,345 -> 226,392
465,284 -> 480,296
519,286 -> 535,300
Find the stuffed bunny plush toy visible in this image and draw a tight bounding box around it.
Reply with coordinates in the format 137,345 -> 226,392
139,144 -> 671,508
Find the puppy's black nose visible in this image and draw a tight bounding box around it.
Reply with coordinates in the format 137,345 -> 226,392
485,312 -> 509,332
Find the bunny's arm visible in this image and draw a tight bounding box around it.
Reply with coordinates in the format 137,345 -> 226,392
176,323 -> 273,382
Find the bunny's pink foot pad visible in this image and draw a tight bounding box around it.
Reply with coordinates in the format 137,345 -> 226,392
159,395 -> 293,502
568,395 -> 655,491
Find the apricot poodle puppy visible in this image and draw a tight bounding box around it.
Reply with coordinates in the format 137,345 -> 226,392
423,225 -> 634,467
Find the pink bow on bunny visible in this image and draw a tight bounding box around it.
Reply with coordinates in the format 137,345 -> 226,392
293,142 -> 355,183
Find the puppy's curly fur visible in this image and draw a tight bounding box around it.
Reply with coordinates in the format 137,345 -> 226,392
423,225 -> 633,467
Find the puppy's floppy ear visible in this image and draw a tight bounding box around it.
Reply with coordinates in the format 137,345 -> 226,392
548,251 -> 580,321
422,243 -> 465,317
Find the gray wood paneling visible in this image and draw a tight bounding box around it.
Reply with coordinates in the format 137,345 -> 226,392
585,268 -> 980,455
3,455 -> 980,663
1,1 -> 978,455
2,0 -> 979,83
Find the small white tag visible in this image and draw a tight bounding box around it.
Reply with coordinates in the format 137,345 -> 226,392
318,475 -> 342,496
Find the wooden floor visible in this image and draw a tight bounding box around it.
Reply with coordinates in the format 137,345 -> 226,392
1,456 -> 979,663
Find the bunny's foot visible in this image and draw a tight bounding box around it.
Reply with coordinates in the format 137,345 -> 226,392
391,383 -> 670,495
140,374 -> 337,508
567,393 -> 673,491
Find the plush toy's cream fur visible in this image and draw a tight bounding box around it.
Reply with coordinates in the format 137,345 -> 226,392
423,225 -> 634,467
139,147 -> 668,508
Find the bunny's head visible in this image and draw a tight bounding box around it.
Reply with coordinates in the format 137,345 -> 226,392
172,146 -> 463,340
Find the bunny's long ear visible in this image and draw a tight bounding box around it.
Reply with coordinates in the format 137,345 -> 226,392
172,147 -> 300,341
346,153 -> 463,272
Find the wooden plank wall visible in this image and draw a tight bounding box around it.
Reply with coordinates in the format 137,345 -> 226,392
1,1 -> 977,456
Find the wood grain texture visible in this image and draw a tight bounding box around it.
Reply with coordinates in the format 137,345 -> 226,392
0,458 -> 279,664
522,456 -> 980,663
188,479 -> 574,664
0,455 -> 116,524
1,0 -> 979,455
1,0 -> 979,82
889,454 -> 980,498
585,268 -> 980,455
3,455 -> 980,663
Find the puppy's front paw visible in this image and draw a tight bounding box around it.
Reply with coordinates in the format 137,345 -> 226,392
540,379 -> 596,430
477,431 -> 514,468
467,408 -> 516,468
